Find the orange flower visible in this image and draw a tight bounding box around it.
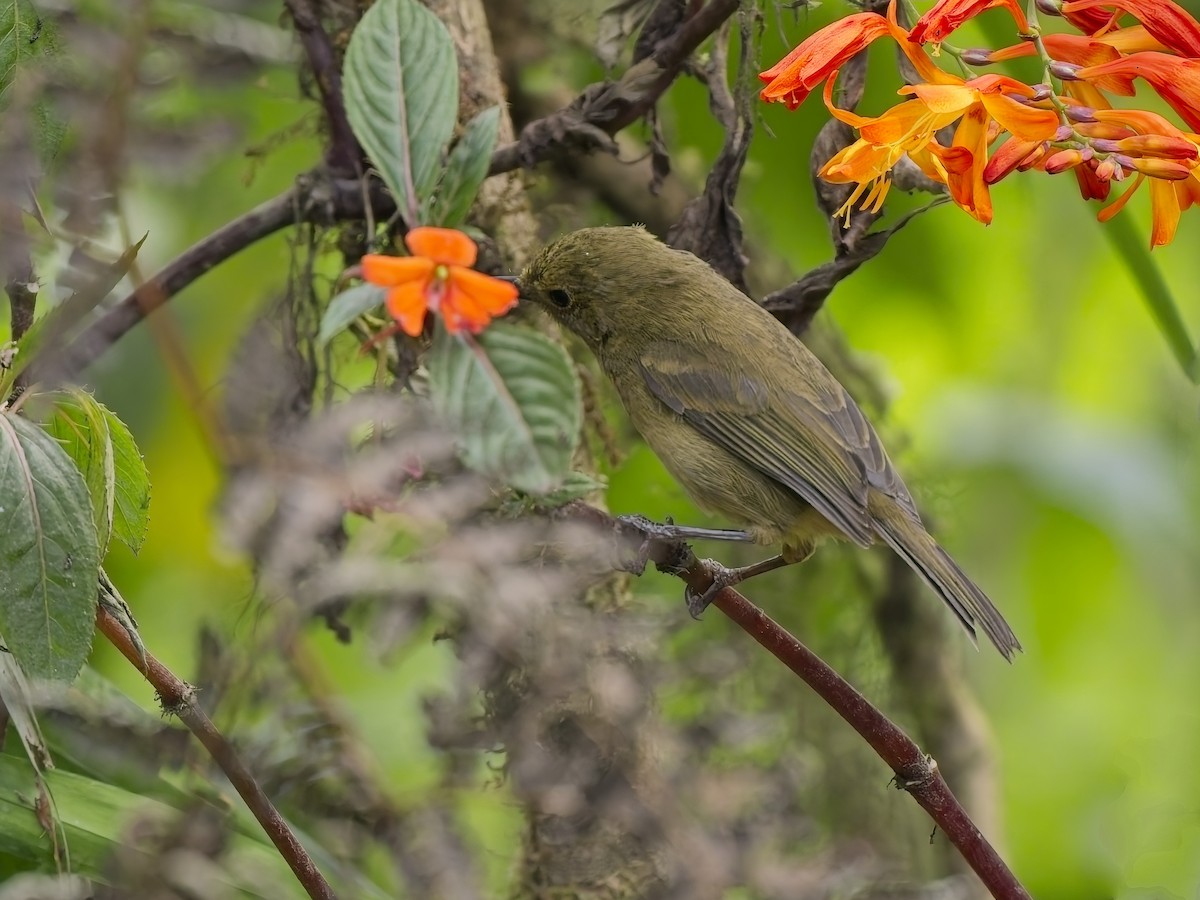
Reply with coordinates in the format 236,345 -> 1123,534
759,12 -> 890,109
819,6 -> 1058,224
984,33 -> 1133,95
1062,0 -> 1200,57
1076,53 -> 1200,132
362,227 -> 518,336
909,0 -> 1029,45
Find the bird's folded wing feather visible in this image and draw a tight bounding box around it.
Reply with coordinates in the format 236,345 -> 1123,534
638,339 -> 919,546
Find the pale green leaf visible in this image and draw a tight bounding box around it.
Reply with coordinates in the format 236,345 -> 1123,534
0,412 -> 99,682
342,0 -> 458,221
41,391 -> 114,557
317,284 -> 388,345
0,754 -> 293,892
427,324 -> 582,494
0,0 -> 63,162
102,405 -> 150,553
425,106 -> 501,227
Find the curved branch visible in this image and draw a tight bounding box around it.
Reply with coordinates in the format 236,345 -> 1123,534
96,602 -> 336,900
284,0 -> 361,175
488,0 -> 740,174
568,503 -> 1032,899
28,177 -> 394,385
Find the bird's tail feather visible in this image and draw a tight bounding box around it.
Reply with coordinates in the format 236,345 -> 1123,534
872,513 -> 1021,661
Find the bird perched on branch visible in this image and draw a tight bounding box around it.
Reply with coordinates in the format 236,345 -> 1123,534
517,225 -> 1020,660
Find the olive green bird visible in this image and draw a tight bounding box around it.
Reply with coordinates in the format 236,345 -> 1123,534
518,226 -> 1020,660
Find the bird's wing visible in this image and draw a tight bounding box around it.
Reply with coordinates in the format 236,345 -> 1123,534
638,339 -> 918,547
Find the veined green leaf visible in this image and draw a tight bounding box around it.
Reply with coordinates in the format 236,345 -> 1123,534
427,324 -> 582,495
425,106 -> 501,227
342,0 -> 458,222
0,412 -> 99,682
102,405 -> 150,553
41,391 -> 114,557
317,284 -> 388,346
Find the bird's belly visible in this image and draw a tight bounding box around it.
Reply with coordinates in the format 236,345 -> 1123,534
628,404 -> 810,545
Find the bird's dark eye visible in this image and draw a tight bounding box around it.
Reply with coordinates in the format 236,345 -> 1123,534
548,288 -> 572,309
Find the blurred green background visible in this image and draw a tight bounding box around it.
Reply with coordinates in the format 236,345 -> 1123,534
28,1 -> 1200,896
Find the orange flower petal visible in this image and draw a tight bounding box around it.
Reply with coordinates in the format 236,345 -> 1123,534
1064,0 -> 1200,58
1097,173 -> 1145,222
1149,175 -> 1182,246
384,281 -> 431,336
440,267 -> 519,333
1079,54 -> 1200,132
362,254 -> 435,287
758,12 -> 891,109
909,0 -> 1029,46
404,226 -> 479,267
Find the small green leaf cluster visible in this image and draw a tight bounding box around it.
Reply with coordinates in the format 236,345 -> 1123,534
324,0 -> 585,500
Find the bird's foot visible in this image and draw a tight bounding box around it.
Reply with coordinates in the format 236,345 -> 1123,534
614,514 -> 754,544
684,559 -> 743,619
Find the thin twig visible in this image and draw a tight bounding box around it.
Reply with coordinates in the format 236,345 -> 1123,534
284,0 -> 361,175
95,605 -> 337,900
27,177 -> 394,385
488,0 -> 740,174
2,204 -> 37,341
567,503 -> 1031,899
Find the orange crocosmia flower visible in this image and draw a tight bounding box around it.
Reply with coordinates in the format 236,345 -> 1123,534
1077,53 -> 1200,132
818,3 -> 1057,224
1061,5 -> 1118,35
820,72 -> 1057,224
361,226 -> 518,337
1063,0 -> 1200,58
909,0 -> 1030,45
758,12 -> 890,109
986,34 -> 1133,95
1097,24 -> 1170,54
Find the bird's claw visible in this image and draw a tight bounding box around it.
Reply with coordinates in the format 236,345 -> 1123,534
683,559 -> 736,619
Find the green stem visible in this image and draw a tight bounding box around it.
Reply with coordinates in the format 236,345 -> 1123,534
1102,212 -> 1200,384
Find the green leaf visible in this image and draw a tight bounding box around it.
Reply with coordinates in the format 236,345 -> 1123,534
1102,213 -> 1199,384
0,412 -> 99,682
36,392 -> 149,556
40,391 -> 114,557
1,0 -> 64,161
342,0 -> 458,222
103,405 -> 150,553
427,324 -> 582,495
425,106 -> 501,227
317,284 -> 388,345
1,0 -> 52,100
0,754 -> 295,891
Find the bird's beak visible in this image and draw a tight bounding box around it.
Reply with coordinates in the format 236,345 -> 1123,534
496,274 -> 521,292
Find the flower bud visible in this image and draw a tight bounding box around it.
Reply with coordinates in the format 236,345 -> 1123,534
984,137 -> 1042,184
1044,148 -> 1085,174
1065,105 -> 1097,124
960,48 -> 994,66
1128,157 -> 1195,180
1094,157 -> 1120,182
1117,135 -> 1200,160
1035,0 -> 1063,16
1049,61 -> 1082,80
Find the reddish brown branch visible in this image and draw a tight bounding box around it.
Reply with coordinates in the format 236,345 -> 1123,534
569,505 -> 1031,899
95,605 -> 337,900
